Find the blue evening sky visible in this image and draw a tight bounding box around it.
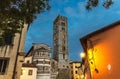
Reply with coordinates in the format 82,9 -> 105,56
24,0 -> 120,61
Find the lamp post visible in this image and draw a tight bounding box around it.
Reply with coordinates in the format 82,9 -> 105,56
80,52 -> 86,79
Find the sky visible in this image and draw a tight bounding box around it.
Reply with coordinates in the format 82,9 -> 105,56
24,0 -> 120,61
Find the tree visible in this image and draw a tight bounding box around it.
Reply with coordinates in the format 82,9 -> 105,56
0,0 -> 50,46
86,0 -> 113,10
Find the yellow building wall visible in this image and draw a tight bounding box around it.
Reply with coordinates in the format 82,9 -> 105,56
20,67 -> 37,79
86,25 -> 120,79
70,62 -> 82,79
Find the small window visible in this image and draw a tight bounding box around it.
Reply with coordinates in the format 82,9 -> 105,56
36,60 -> 39,64
27,60 -> 30,64
63,54 -> 65,59
67,66 -> 69,68
2,33 -> 13,45
48,53 -> 50,57
21,69 -> 23,75
61,22 -> 65,26
75,71 -> 77,74
61,34 -> 65,38
0,58 -> 9,75
75,66 -> 78,68
62,46 -> 65,51
62,27 -> 65,31
28,70 -> 33,75
40,52 -> 42,56
38,66 -> 43,70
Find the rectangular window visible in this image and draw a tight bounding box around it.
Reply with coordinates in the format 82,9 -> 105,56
44,66 -> 49,70
63,54 -> 65,59
62,46 -> 65,51
28,70 -> 33,75
21,69 -> 23,75
61,22 -> 65,26
71,71 -> 73,74
3,33 -> 13,45
0,58 -> 9,75
75,66 -> 78,68
27,60 -> 30,64
75,71 -> 78,74
38,61 -> 43,63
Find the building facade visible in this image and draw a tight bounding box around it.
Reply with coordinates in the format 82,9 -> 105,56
20,66 -> 37,79
80,21 -> 120,79
53,15 -> 70,79
20,56 -> 37,79
0,23 -> 28,79
70,62 -> 84,79
51,59 -> 58,79
26,43 -> 51,79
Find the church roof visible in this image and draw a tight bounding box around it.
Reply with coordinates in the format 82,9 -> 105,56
25,43 -> 50,57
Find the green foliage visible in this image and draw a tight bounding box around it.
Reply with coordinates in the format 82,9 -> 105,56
86,0 -> 113,10
0,0 -> 50,46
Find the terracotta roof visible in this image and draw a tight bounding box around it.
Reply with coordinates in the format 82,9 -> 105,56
22,63 -> 37,68
69,61 -> 82,64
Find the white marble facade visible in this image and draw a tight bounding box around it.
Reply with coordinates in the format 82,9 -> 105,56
26,43 -> 51,79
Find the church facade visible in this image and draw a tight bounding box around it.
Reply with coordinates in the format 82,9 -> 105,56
25,43 -> 51,79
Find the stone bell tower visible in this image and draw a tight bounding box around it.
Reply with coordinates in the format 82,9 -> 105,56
53,15 -> 70,79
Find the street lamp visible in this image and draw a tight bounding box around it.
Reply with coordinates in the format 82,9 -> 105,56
79,52 -> 87,79
80,52 -> 86,59
80,74 -> 84,79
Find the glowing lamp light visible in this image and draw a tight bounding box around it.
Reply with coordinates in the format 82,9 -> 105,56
107,64 -> 111,71
81,74 -> 84,79
77,75 -> 79,79
80,52 -> 86,58
22,69 -> 26,74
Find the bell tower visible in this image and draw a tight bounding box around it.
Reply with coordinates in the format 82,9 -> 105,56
53,15 -> 70,79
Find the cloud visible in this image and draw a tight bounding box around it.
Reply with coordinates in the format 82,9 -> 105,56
64,7 -> 78,17
64,2 -> 86,18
